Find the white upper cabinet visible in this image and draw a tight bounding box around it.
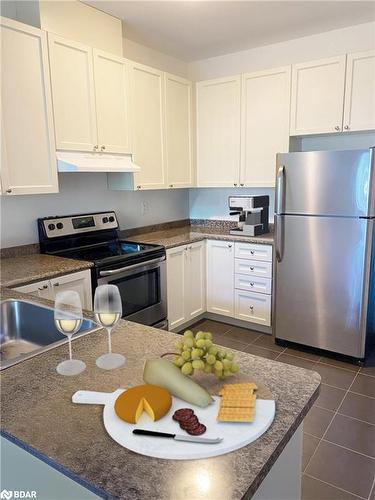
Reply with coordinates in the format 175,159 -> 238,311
48,33 -> 97,151
129,62 -> 166,190
1,17 -> 58,195
290,55 -> 346,136
93,50 -> 131,153
240,66 -> 291,187
343,50 -> 375,132
196,76 -> 241,187
164,73 -> 193,188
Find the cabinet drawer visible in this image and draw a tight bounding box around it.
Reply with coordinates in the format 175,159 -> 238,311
235,274 -> 272,295
234,258 -> 272,278
235,290 -> 271,326
235,243 -> 272,262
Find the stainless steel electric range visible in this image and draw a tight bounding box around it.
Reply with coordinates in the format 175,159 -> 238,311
38,211 -> 167,329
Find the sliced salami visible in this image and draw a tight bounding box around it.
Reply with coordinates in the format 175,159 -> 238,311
179,415 -> 199,428
172,408 -> 194,422
187,424 -> 206,436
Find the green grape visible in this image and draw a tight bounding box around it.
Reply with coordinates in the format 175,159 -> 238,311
214,369 -> 223,378
175,340 -> 183,350
206,354 -> 216,365
191,348 -> 201,360
183,330 -> 194,338
214,360 -> 223,371
208,346 -> 218,356
192,359 -> 205,370
223,369 -> 231,377
226,352 -> 234,361
174,356 -> 185,367
182,344 -> 190,350
195,331 -> 206,341
181,350 -> 191,361
203,363 -> 212,374
204,339 -> 213,348
204,332 -> 213,340
223,359 -> 231,369
230,363 -> 240,373
181,362 -> 193,375
195,338 -> 206,348
183,337 -> 194,348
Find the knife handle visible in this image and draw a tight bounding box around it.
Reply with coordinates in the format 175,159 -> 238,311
133,429 -> 175,438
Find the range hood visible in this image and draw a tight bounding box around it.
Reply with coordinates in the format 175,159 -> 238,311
57,151 -> 141,173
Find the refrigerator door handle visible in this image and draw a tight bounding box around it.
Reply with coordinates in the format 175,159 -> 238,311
275,215 -> 284,263
276,165 -> 286,214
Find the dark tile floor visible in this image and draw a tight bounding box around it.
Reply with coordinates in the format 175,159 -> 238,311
182,319 -> 375,500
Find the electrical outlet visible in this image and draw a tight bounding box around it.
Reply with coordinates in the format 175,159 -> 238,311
141,200 -> 150,216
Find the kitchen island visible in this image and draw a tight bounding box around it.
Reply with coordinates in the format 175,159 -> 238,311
1,288 -> 320,500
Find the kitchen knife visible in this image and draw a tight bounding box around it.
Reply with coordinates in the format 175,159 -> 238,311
133,429 -> 223,444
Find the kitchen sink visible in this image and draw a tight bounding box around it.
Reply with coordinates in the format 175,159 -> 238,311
0,299 -> 100,370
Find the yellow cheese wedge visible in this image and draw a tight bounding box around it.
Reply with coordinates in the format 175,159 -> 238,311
115,384 -> 172,424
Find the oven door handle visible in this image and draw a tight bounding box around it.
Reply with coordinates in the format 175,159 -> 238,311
99,256 -> 165,277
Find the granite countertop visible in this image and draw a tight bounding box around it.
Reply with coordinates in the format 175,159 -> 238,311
0,254 -> 94,288
1,288 -> 320,500
121,225 -> 274,250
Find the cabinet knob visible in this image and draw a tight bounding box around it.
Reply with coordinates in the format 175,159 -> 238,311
101,145 -> 106,151
38,284 -> 48,290
228,244 -> 232,248
5,189 -> 12,194
234,183 -> 238,187
93,145 -> 99,151
334,126 -> 340,131
250,282 -> 254,287
250,250 -> 254,255
137,185 -> 141,190
169,184 -> 173,188
344,125 -> 350,130
249,305 -> 254,311
240,183 -> 244,187
250,266 -> 254,271
53,282 -> 60,287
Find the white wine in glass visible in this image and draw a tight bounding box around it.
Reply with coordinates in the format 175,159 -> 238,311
94,285 -> 125,370
54,290 -> 86,376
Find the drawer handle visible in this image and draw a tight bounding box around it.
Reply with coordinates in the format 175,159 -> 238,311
250,282 -> 254,287
38,285 -> 48,290
53,282 -> 60,287
249,305 -> 254,311
250,267 -> 254,271
250,250 -> 255,255
228,244 -> 232,248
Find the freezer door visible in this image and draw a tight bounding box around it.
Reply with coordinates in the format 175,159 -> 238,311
273,215 -> 373,357
276,149 -> 374,217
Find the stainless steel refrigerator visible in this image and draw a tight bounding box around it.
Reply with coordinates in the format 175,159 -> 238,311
273,148 -> 375,360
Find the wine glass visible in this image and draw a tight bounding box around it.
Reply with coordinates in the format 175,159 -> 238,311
54,290 -> 86,376
94,285 -> 125,370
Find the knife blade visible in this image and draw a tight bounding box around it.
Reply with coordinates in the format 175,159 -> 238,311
133,429 -> 223,444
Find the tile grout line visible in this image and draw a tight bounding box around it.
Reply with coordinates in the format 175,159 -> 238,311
303,370 -> 359,475
313,405 -> 375,427
368,476 -> 375,500
303,473 -> 367,500
321,438 -> 375,461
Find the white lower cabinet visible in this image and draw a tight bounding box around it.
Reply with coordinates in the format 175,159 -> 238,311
235,290 -> 271,326
206,240 -> 234,317
14,269 -> 92,310
167,241 -> 206,330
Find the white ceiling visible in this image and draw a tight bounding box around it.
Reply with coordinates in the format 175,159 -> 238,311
84,1 -> 375,61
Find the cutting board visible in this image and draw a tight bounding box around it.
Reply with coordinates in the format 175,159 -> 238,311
72,390 -> 275,460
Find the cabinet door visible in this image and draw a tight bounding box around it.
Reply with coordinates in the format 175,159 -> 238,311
130,62 -> 166,190
290,55 -> 346,136
167,245 -> 188,329
48,33 -> 97,152
343,50 -> 375,132
1,18 -> 58,195
187,241 -> 206,320
93,50 -> 131,153
50,270 -> 92,310
241,67 -> 291,187
164,73 -> 193,188
206,240 -> 234,317
196,76 -> 241,187
14,280 -> 52,300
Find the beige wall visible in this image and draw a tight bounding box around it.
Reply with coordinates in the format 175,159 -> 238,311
188,22 -> 375,81
123,36 -> 188,77
39,0 -> 123,55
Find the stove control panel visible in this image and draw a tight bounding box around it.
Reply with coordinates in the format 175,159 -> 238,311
41,212 -> 118,238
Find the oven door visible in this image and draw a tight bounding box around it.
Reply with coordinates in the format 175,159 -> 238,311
97,257 -> 167,326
